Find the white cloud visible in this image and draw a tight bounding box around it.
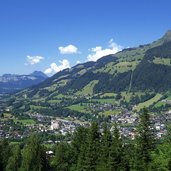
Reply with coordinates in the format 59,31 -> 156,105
87,39 -> 122,61
26,56 -> 44,65
58,44 -> 78,54
44,59 -> 70,75
76,60 -> 81,64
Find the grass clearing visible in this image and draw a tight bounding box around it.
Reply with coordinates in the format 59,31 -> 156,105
94,61 -> 140,75
76,80 -> 99,96
67,104 -> 91,114
0,112 -> 13,121
47,99 -> 61,104
14,119 -> 36,125
30,105 -> 47,110
57,79 -> 68,87
100,109 -> 121,116
77,69 -> 87,75
43,84 -> 57,92
53,94 -> 74,100
135,94 -> 162,111
3,113 -> 13,118
100,93 -> 116,98
166,96 -> 171,100
32,98 -> 46,102
121,92 -> 133,102
154,101 -> 166,108
92,98 -> 115,104
115,46 -> 147,61
153,57 -> 171,66
115,61 -> 139,73
121,91 -> 149,103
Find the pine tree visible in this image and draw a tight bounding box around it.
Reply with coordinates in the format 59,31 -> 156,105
166,124 -> 171,171
109,124 -> 124,171
78,122 -> 100,171
168,159 -> 171,171
70,126 -> 88,171
6,145 -> 21,171
0,139 -> 10,171
123,142 -> 135,171
96,123 -> 112,171
53,142 -> 71,171
135,108 -> 155,170
76,141 -> 87,171
20,134 -> 48,171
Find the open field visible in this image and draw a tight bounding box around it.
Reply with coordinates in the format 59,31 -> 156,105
67,104 -> 91,114
47,99 -> 61,104
100,109 -> 121,116
76,80 -> 99,96
154,101 -> 166,108
14,119 -> 36,125
30,105 -> 48,110
135,94 -> 162,111
100,93 -> 116,98
153,57 -> 171,66
92,98 -> 115,104
94,61 -> 140,75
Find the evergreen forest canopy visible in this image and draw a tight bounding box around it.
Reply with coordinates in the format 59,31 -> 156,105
1,109 -> 171,171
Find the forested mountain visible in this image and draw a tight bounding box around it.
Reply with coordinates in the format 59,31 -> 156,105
0,71 -> 48,94
5,30 -> 171,115
22,30 -> 171,96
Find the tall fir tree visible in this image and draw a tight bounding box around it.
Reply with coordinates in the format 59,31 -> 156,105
6,145 -> 21,171
53,142 -> 71,171
166,124 -> 171,170
78,122 -> 100,171
0,139 -> 11,171
96,123 -> 112,171
76,140 -> 87,171
109,124 -> 125,171
135,108 -> 155,171
70,126 -> 88,171
20,134 -> 48,171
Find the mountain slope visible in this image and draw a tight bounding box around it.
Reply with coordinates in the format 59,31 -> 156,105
131,40 -> 171,91
25,30 -> 171,98
9,30 -> 171,113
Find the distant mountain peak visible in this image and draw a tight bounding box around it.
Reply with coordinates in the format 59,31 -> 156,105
164,29 -> 171,35
0,71 -> 48,94
2,74 -> 16,77
161,29 -> 171,43
30,71 -> 48,78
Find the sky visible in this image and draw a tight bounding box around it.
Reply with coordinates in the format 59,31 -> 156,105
0,0 -> 171,76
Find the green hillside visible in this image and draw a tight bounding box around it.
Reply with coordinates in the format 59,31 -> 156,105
5,30 -> 171,117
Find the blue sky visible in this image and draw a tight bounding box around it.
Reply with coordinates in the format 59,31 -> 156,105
0,0 -> 171,75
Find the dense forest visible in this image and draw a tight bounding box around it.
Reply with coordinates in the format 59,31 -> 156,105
1,109 -> 171,171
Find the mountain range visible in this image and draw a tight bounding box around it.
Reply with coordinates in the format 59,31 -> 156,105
0,71 -> 48,94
